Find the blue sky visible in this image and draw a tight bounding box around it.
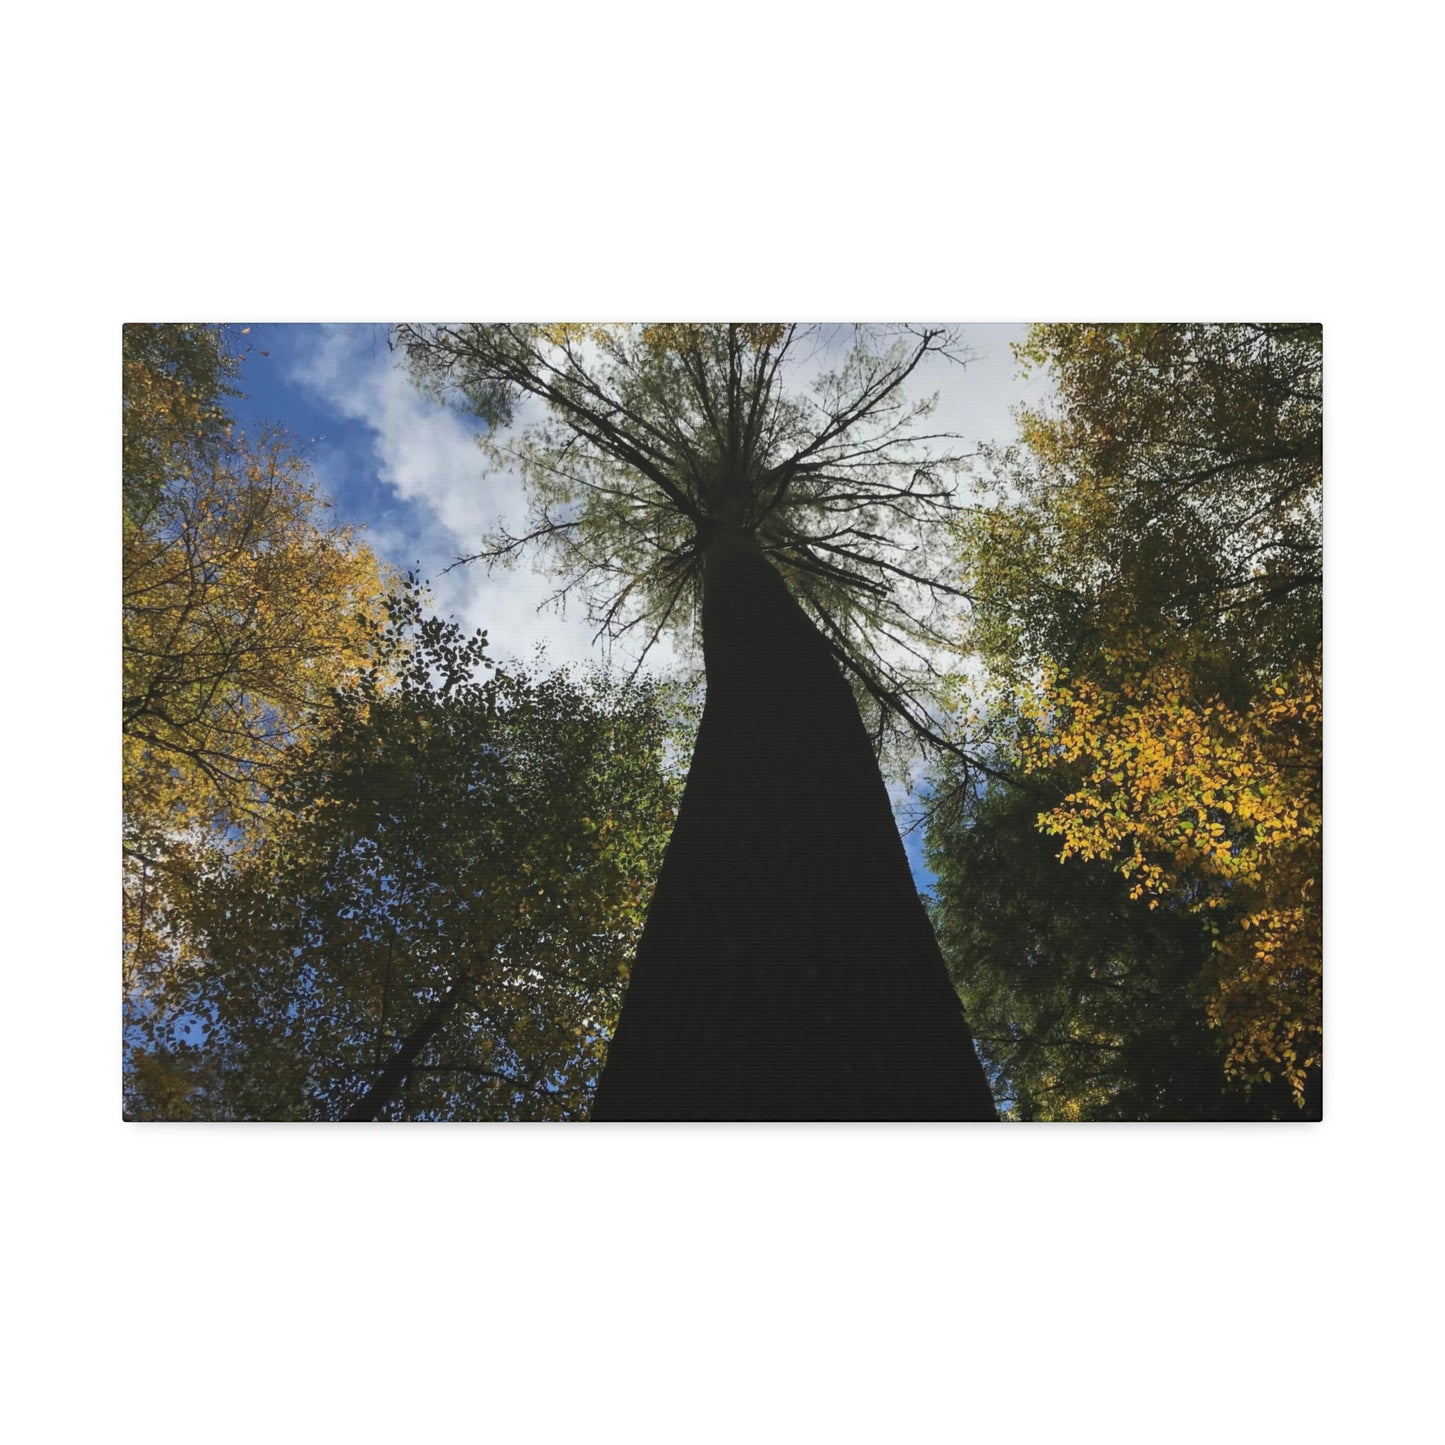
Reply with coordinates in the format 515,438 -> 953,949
222,323 -> 1050,892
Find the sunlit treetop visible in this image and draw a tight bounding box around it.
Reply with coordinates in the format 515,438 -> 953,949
945,322 -> 1323,1110
397,323 -> 977,755
971,322 -> 1322,695
122,322 -> 244,521
122,324 -> 390,995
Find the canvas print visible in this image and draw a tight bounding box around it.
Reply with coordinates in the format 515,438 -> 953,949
122,323 -> 1322,1121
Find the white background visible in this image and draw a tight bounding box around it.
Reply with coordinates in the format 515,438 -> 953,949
5,3 -> 1435,1441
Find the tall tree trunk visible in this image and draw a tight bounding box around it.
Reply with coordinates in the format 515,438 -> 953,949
340,977 -> 466,1122
592,530 -> 996,1120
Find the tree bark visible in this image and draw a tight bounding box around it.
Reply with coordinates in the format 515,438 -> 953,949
592,530 -> 997,1120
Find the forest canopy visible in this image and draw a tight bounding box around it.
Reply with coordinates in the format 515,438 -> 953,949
928,323 -> 1323,1119
398,323 -> 982,760
121,322 -> 1323,1122
121,325 -> 688,1120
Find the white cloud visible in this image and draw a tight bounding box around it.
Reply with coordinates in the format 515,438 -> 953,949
289,327 -> 682,676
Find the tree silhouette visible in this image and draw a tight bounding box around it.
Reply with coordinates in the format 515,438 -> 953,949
399,324 -> 996,1120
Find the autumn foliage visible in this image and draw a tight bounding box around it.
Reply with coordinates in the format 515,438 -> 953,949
126,576 -> 688,1120
122,326 -> 687,1119
1023,647 -> 1322,1101
122,325 -> 387,994
933,323 -> 1322,1117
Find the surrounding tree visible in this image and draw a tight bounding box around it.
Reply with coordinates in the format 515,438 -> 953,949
398,324 -> 997,1119
927,771 -> 1311,1120
123,578 -> 689,1120
931,323 -> 1322,1117
123,324 -> 387,1003
122,322 -> 242,521
1017,648 -> 1321,1105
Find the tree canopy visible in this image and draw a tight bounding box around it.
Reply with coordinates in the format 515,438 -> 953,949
122,324 -> 388,997
930,323 -> 1322,1117
399,323 -> 978,756
123,320 -> 1323,1122
122,321 -> 242,521
124,576 -> 689,1121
